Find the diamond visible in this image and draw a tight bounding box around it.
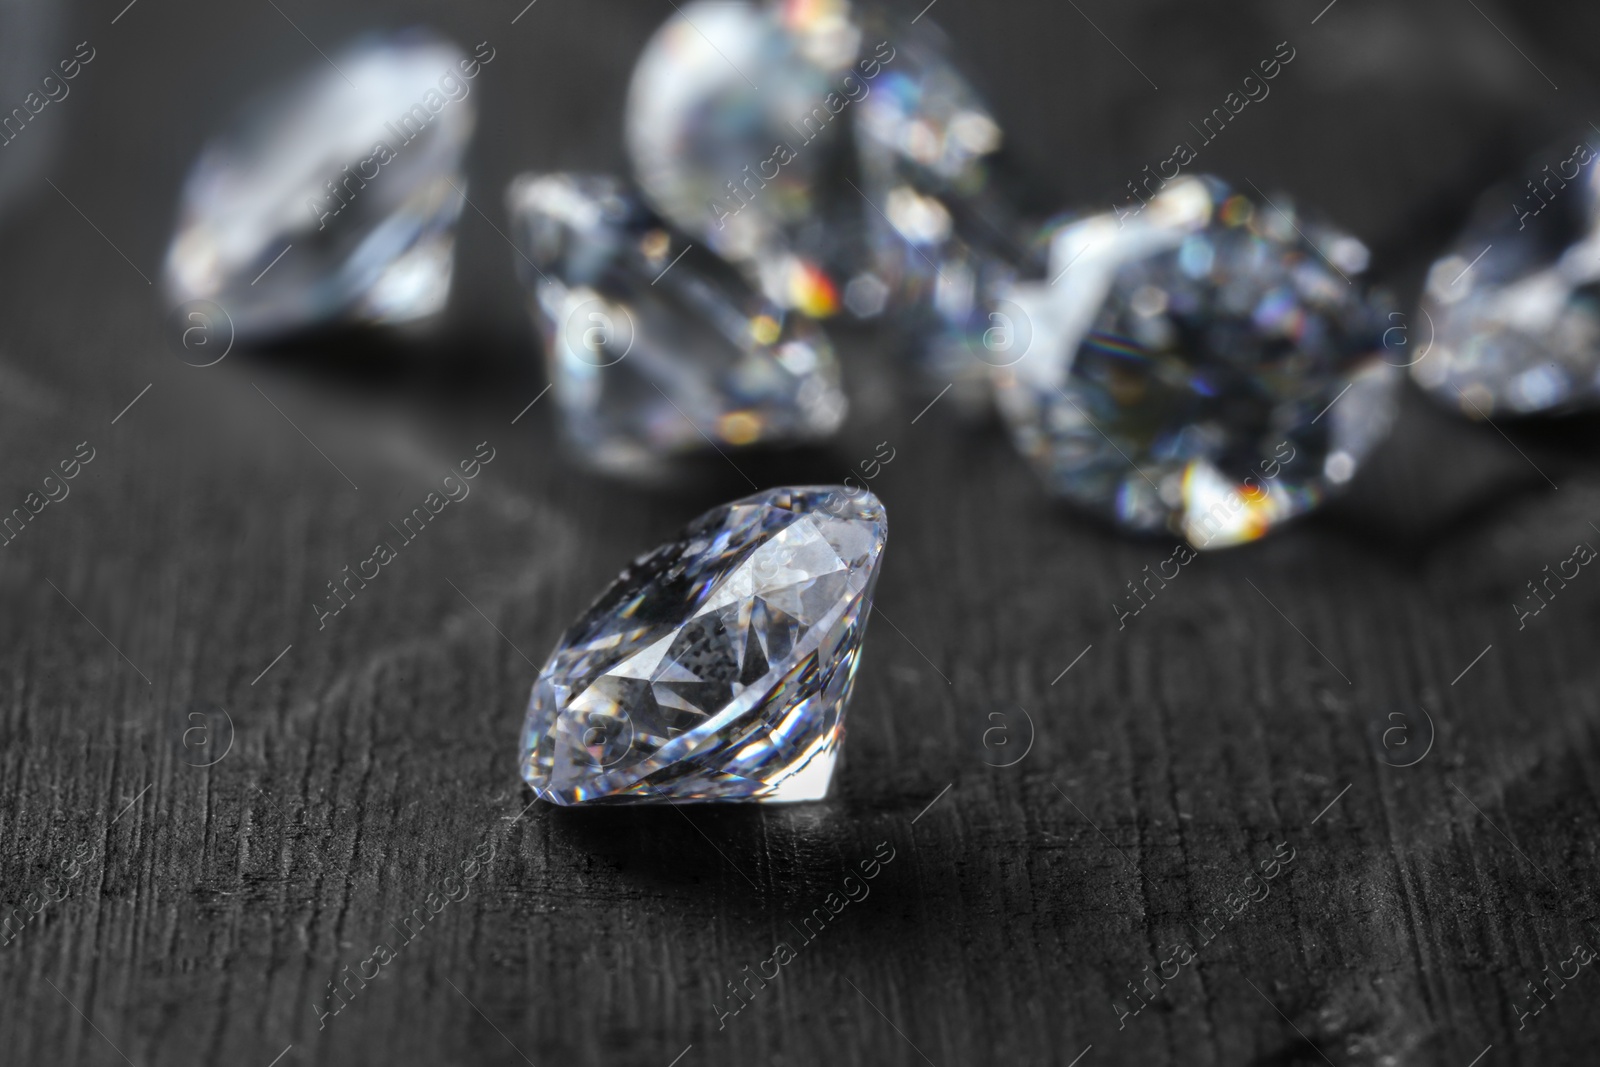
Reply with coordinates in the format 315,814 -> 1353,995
993,176 -> 1400,548
164,30 -> 477,341
506,173 -> 846,475
1413,137 -> 1600,417
625,0 -> 869,314
519,486 -> 887,805
624,0 -> 1024,413
850,14 -> 1027,405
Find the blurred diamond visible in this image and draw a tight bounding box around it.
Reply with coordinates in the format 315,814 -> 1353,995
520,485 -> 887,805
1413,137 -> 1600,417
993,176 -> 1399,549
625,0 -> 1021,411
507,173 -> 846,475
850,14 -> 1025,397
164,30 -> 476,341
626,0 -> 865,313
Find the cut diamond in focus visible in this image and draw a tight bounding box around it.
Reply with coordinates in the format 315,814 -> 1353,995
164,30 -> 475,341
993,176 -> 1399,549
507,173 -> 846,476
519,486 -> 887,805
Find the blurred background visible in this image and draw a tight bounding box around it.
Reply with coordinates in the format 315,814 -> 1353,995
5,0 -> 1600,1064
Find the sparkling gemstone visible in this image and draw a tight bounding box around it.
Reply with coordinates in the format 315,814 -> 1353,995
993,176 -> 1399,549
1413,137 -> 1600,417
506,173 -> 846,476
519,486 -> 887,805
625,0 -> 868,317
624,0 -> 1021,412
164,30 -> 476,341
849,13 -> 1026,407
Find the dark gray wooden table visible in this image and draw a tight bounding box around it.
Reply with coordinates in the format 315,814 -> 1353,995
4,0 -> 1600,1063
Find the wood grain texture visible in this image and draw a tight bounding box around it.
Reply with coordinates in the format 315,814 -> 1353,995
3,1 -> 1600,1065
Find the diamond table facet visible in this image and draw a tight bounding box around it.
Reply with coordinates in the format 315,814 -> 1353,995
520,486 -> 887,805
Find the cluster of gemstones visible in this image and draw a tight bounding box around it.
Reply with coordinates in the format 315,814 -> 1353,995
162,1 -> 1590,551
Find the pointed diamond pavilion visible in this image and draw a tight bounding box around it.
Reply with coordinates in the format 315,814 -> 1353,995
519,486 -> 887,805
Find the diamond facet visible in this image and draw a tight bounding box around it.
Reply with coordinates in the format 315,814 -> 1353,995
164,31 -> 476,341
507,173 -> 846,475
1414,138 -> 1600,417
519,486 -> 887,805
993,176 -> 1399,548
